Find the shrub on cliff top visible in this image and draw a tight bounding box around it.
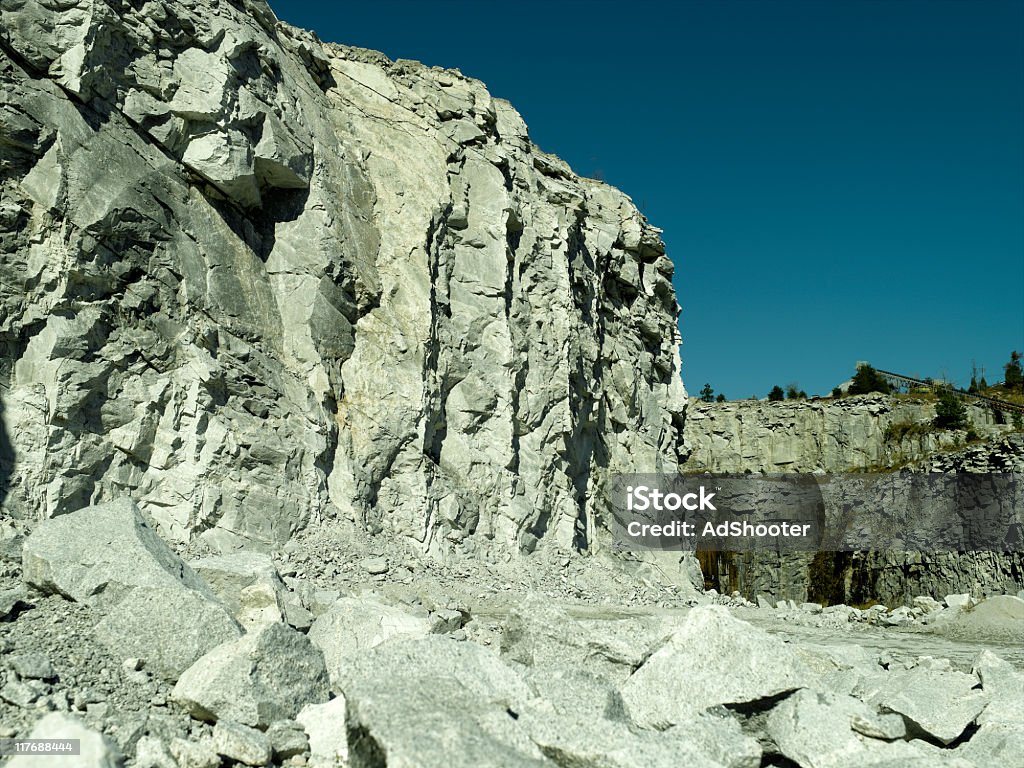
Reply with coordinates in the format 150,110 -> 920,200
848,364 -> 891,395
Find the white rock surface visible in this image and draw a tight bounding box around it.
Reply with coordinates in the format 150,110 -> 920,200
296,697 -> 349,767
20,500 -> 214,608
93,586 -> 242,681
172,622 -> 330,727
621,606 -> 817,727
307,596 -> 433,687
6,713 -> 123,768
0,0 -> 686,560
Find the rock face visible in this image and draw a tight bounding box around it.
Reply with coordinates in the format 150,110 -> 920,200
0,0 -> 686,557
684,396 -> 1012,474
686,398 -> 1024,604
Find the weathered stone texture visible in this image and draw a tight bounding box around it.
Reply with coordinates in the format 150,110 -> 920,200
0,0 -> 686,559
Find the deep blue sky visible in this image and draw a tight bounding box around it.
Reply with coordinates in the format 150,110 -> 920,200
273,0 -> 1024,399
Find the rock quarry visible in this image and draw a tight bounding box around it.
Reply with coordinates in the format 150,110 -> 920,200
1,0 -> 1023,766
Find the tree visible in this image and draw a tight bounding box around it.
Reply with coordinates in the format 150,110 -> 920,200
848,364 -> 891,395
768,385 -> 785,402
1005,351 -> 1023,392
699,383 -> 715,402
979,376 -> 989,390
786,384 -> 801,400
832,387 -> 842,399
934,390 -> 967,430
968,376 -> 978,394
715,393 -> 726,403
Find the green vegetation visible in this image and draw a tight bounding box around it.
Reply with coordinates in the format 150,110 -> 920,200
831,387 -> 842,399
699,383 -> 715,402
934,389 -> 968,430
883,420 -> 934,442
715,393 -> 726,403
767,385 -> 785,402
785,384 -> 808,400
848,364 -> 891,395
1005,351 -> 1023,392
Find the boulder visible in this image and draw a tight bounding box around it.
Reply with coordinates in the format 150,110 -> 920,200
266,720 -> 310,760
93,586 -> 242,681
500,595 -> 654,683
865,667 -> 988,745
620,606 -> 817,728
956,722 -> 1024,767
172,621 -> 329,727
765,689 -> 913,768
167,738 -> 221,768
307,596 -> 432,687
6,712 -> 123,768
212,721 -> 272,766
189,552 -> 287,617
296,698 -> 348,767
21,499 -> 213,608
971,649 -> 1024,724
133,736 -> 177,768
336,635 -> 544,767
8,652 -> 55,680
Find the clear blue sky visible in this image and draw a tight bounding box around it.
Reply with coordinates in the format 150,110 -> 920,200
272,0 -> 1024,399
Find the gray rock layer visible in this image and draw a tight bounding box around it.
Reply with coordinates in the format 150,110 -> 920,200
686,398 -> 1024,604
0,0 -> 686,556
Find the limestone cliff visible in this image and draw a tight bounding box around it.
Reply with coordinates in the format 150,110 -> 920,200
0,0 -> 687,555
685,394 -> 1013,473
685,395 -> 1024,605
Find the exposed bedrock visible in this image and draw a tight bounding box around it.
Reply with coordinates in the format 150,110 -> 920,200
685,397 -> 1024,604
0,0 -> 686,557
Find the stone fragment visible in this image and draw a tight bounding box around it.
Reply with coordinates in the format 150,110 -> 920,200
0,680 -> 38,707
188,553 -> 285,613
8,652 -> 55,680
168,738 -> 221,768
500,595 -> 652,683
266,720 -> 310,760
360,556 -> 388,575
0,521 -> 25,562
133,736 -> 177,768
865,667 -> 988,744
519,706 -> 728,768
337,636 -> 543,767
429,607 -> 464,633
956,721 -> 1024,766
765,689 -> 914,768
282,595 -> 314,631
971,649 -> 1024,724
172,621 -> 329,727
620,606 -> 817,728
212,721 -> 272,766
237,582 -> 286,629
6,713 -> 123,768
21,499 -> 213,607
182,130 -> 261,208
94,587 -> 242,681
295,698 -> 348,767
307,597 -> 432,687
0,587 -> 29,620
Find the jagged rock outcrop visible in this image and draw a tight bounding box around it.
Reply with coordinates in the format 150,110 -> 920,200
0,0 -> 686,554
